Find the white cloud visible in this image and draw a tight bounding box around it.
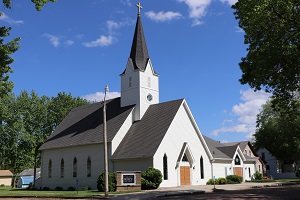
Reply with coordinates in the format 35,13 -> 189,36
145,11 -> 182,22
220,0 -> 238,6
120,0 -> 131,6
81,91 -> 120,102
211,89 -> 271,139
177,0 -> 212,26
65,40 -> 74,46
43,33 -> 60,47
0,12 -> 23,24
82,35 -> 114,47
75,34 -> 84,39
107,18 -> 135,33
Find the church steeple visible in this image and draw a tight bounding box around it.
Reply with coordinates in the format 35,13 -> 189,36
129,2 -> 150,72
120,2 -> 159,121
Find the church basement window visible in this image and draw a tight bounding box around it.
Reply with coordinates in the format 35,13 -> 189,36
163,154 -> 168,180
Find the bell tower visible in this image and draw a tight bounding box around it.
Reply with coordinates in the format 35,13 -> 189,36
120,2 -> 159,121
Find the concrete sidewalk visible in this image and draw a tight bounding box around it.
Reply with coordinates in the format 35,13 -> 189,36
112,181 -> 297,199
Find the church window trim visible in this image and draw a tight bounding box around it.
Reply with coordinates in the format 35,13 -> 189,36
60,159 -> 64,178
87,156 -> 91,177
163,154 -> 168,180
48,159 -> 52,178
73,157 -> 77,178
200,156 -> 204,179
234,155 -> 241,165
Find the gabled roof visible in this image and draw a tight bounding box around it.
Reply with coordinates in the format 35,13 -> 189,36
18,168 -> 41,177
202,135 -> 233,159
0,170 -> 13,177
111,99 -> 184,160
39,98 -> 134,150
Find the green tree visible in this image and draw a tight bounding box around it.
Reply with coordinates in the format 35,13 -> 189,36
3,0 -> 56,11
0,22 -> 20,98
254,96 -> 300,161
232,0 -> 300,105
0,91 -> 88,187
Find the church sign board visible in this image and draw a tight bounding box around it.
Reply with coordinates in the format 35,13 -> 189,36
116,171 -> 141,191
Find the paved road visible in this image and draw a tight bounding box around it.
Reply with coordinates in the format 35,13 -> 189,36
1,182 -> 299,199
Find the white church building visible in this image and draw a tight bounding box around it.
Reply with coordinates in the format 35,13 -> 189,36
38,4 -> 259,190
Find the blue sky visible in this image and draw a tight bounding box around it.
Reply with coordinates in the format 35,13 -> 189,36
1,0 -> 270,143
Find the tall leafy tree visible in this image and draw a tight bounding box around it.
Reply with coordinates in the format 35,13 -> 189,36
0,22 -> 20,98
0,91 -> 88,187
254,95 -> 300,161
232,0 -> 300,105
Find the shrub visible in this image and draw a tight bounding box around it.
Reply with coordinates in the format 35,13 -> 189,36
226,175 -> 243,183
42,187 -> 50,191
55,186 -> 64,191
216,177 -> 226,184
296,167 -> 300,178
67,186 -> 76,191
0,184 -> 5,187
141,167 -> 162,190
206,178 -> 214,185
253,171 -> 263,180
97,171 -> 117,192
82,186 -> 91,191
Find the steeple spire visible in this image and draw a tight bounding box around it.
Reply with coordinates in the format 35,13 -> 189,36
129,2 -> 149,72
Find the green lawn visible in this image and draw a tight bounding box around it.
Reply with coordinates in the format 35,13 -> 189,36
0,186 -> 138,197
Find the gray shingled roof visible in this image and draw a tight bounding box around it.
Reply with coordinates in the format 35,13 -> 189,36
39,98 -> 134,150
223,141 -> 248,151
121,15 -> 158,75
111,99 -> 184,160
202,135 -> 236,159
130,15 -> 149,71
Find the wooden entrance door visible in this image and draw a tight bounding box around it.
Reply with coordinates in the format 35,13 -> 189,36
234,167 -> 243,177
180,166 -> 190,185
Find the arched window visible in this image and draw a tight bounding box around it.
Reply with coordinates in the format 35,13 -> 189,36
87,157 -> 91,177
73,157 -> 77,177
234,155 -> 241,165
48,159 -> 52,178
200,156 -> 204,179
163,154 -> 168,180
60,159 -> 64,178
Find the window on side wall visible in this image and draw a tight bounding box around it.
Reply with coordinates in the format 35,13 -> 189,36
73,157 -> 77,177
163,154 -> 168,180
48,159 -> 52,178
60,159 -> 64,178
87,157 -> 91,177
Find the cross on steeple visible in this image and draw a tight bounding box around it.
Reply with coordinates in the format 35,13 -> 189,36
136,2 -> 142,16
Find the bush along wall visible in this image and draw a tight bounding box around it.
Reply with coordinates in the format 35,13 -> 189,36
141,167 -> 162,190
97,171 -> 117,192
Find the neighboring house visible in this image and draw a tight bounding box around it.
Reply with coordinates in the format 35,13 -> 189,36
203,136 -> 258,181
224,141 -> 266,176
17,176 -> 34,188
0,170 -> 13,186
17,168 -> 41,188
257,147 -> 298,179
38,6 -> 258,190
